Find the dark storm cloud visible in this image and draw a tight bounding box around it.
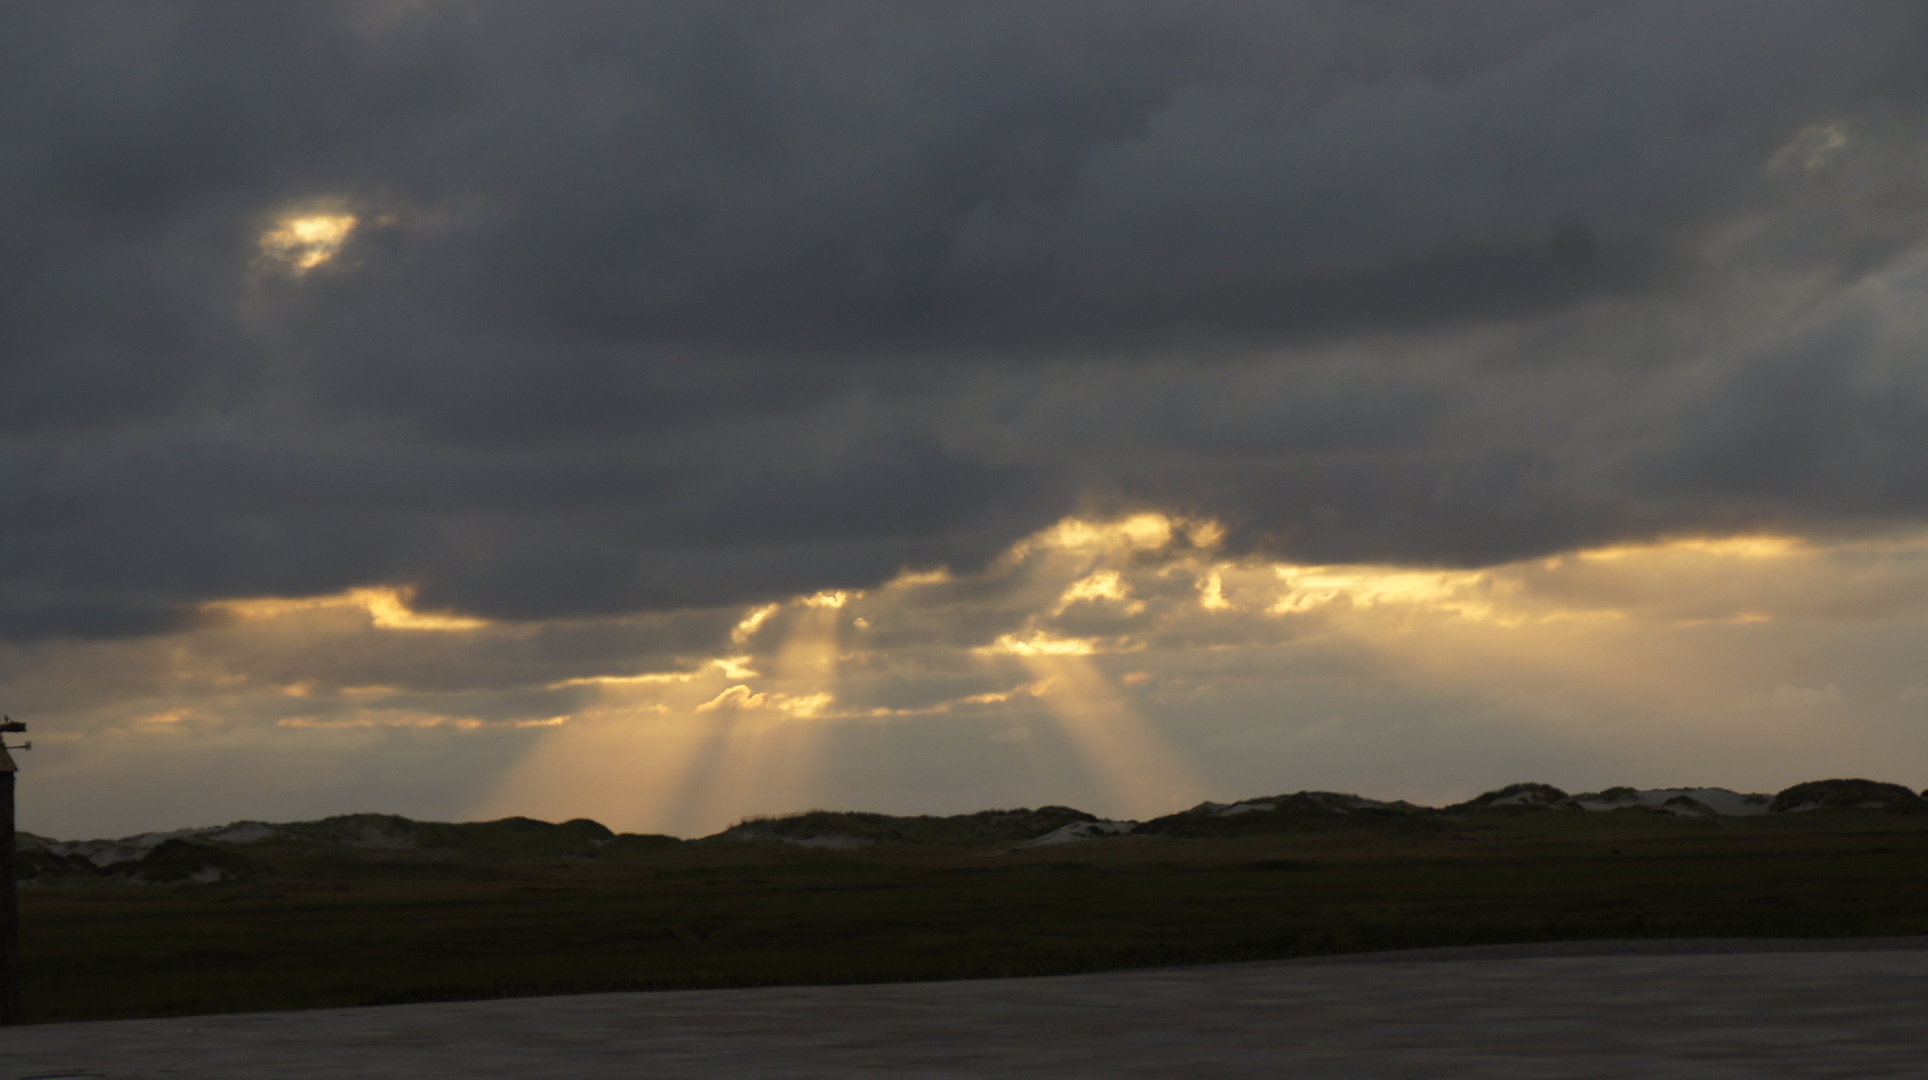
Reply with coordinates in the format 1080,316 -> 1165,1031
4,0 -> 1928,639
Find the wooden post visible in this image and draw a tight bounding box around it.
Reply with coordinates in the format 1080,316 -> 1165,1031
0,717 -> 22,1027
0,740 -> 17,1026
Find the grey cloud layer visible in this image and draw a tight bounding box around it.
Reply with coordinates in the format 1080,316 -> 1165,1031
4,1 -> 1928,638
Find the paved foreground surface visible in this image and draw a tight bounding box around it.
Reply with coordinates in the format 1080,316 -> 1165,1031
5,940 -> 1927,1079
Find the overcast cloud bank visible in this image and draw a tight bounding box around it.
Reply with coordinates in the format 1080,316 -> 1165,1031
6,2 -> 1928,836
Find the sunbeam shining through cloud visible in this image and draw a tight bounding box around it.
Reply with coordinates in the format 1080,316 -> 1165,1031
17,509 -> 1928,838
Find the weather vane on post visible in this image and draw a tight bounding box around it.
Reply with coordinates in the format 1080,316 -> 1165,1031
1,714 -> 27,1026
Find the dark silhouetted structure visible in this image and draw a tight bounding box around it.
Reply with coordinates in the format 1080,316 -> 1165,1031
1,716 -> 24,1026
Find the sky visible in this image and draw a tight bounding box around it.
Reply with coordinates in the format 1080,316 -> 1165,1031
6,1 -> 1928,840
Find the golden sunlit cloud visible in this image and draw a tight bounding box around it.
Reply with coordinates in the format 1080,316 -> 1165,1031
260,210 -> 358,272
890,568 -> 953,586
800,590 -> 855,608
951,681 -> 1054,707
168,513 -> 1928,837
210,586 -> 488,631
1267,565 -> 1506,621
696,684 -> 835,718
731,603 -> 781,644
1039,511 -> 1176,552
976,631 -> 1103,657
1198,571 -> 1231,611
1576,535 -> 1806,562
1053,570 -> 1142,614
547,670 -> 701,689
351,588 -> 489,631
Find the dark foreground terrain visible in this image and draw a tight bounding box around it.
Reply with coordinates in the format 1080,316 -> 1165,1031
7,944 -> 1928,1078
16,781 -> 1928,1024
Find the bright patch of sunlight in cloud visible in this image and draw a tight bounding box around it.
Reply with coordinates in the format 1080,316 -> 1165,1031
799,590 -> 855,609
1199,571 -> 1231,610
976,631 -> 1105,657
1577,535 -> 1806,562
696,684 -> 835,719
260,210 -> 358,272
732,603 -> 781,644
351,588 -> 490,630
278,712 -> 567,730
1267,565 -> 1503,619
1053,570 -> 1141,614
211,586 -> 487,631
1038,511 -> 1175,553
547,670 -> 704,689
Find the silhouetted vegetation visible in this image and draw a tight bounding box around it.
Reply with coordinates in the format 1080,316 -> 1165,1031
14,787 -> 1928,1024
717,806 -> 1096,847
1768,779 -> 1927,814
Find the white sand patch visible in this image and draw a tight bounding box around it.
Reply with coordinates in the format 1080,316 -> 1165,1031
35,832 -> 188,867
344,822 -> 417,849
725,828 -> 874,850
1776,798 -> 1891,813
207,822 -> 284,844
27,819 -> 293,866
1013,820 -> 1136,848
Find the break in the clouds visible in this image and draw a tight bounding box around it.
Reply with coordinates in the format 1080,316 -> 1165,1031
6,2 -> 1928,835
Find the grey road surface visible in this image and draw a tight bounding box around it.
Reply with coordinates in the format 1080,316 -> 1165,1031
4,940 -> 1926,1078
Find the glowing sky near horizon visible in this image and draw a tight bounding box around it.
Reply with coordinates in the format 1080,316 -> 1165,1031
18,511 -> 1928,838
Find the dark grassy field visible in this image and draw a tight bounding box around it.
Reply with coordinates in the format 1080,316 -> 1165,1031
17,806 -> 1928,1024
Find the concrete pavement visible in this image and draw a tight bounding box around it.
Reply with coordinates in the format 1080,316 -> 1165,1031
4,939 -> 1925,1078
